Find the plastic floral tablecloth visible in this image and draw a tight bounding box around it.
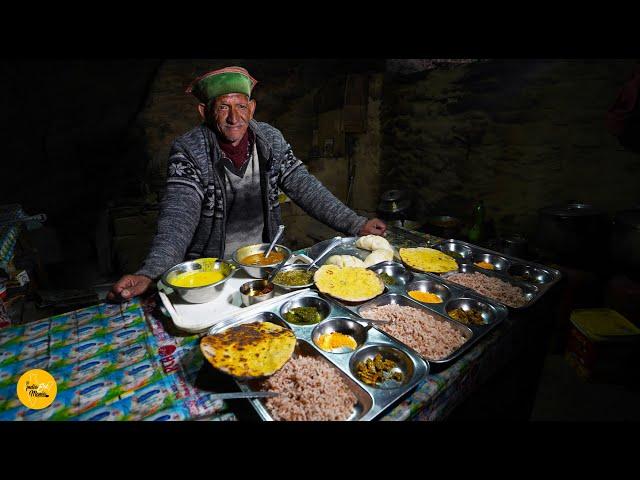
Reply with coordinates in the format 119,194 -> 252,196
0,297 -> 235,421
0,228 -> 518,421
0,288 -> 515,422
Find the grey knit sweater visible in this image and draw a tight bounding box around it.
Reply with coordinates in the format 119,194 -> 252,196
136,120 -> 367,279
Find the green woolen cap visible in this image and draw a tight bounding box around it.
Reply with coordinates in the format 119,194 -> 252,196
186,66 -> 258,105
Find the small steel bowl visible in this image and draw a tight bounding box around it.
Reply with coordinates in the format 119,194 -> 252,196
232,243 -> 292,279
368,261 -> 413,287
271,263 -> 318,291
280,296 -> 332,326
405,279 -> 451,304
161,258 -> 238,304
507,263 -> 555,284
444,298 -> 497,326
239,280 -> 275,306
312,317 -> 369,353
434,241 -> 473,260
349,344 -> 415,389
472,253 -> 510,271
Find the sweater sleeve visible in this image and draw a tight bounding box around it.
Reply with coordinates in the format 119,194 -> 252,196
136,142 -> 204,279
277,140 -> 367,237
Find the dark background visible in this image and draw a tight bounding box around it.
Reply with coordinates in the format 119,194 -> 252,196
2,58 -> 639,285
1,17 -> 640,425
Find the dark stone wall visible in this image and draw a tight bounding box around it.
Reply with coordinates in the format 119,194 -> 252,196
0,60 -> 161,260
4,58 -> 638,279
381,59 -> 640,236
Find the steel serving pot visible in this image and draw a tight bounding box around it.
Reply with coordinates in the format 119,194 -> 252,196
160,258 -> 238,304
231,243 -> 292,279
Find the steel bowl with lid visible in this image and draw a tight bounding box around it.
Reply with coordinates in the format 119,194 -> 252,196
161,258 -> 238,304
231,243 -> 292,279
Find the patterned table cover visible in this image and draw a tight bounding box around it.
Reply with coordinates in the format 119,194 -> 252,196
0,229 -> 519,421
0,284 -> 516,422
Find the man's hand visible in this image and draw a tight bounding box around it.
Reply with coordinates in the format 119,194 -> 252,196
107,274 -> 153,302
358,218 -> 387,236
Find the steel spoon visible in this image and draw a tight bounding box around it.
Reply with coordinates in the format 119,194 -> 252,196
306,236 -> 343,271
206,391 -> 280,400
264,224 -> 285,259
358,318 -> 393,331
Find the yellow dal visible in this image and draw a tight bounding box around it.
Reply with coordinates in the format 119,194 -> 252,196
170,270 -> 226,288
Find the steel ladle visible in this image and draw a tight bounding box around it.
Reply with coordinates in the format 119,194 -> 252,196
264,224 -> 285,259
306,236 -> 343,271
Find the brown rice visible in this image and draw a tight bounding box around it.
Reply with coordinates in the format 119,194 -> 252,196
362,304 -> 467,360
444,272 -> 527,307
255,353 -> 358,421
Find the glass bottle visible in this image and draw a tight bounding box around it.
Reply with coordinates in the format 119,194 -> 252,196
468,200 -> 485,243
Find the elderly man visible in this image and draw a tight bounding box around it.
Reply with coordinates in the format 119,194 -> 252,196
108,66 -> 386,301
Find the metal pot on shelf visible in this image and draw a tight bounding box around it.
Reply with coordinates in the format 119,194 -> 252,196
377,189 -> 411,222
536,203 -> 610,267
499,234 -> 529,258
424,215 -> 462,239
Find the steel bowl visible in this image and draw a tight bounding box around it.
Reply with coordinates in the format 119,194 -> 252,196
232,243 -> 292,279
368,261 -> 413,287
312,317 -> 369,353
349,344 -> 415,389
472,253 -> 510,271
271,263 -> 318,291
161,258 -> 238,304
405,279 -> 452,304
280,295 -> 332,326
239,280 -> 275,306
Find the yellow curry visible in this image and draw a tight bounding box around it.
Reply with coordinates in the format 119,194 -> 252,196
170,270 -> 226,288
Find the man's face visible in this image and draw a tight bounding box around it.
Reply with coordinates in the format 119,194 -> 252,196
209,93 -> 256,145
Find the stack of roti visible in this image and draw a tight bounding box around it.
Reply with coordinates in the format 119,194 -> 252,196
200,322 -> 296,379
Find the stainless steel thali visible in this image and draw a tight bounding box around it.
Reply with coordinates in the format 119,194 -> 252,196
430,239 -> 562,311
308,237 -> 510,368
206,289 -> 429,421
326,261 -> 508,367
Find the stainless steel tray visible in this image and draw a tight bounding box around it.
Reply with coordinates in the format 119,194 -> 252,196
355,262 -> 507,367
206,290 -> 429,421
314,261 -> 507,367
431,239 -> 562,310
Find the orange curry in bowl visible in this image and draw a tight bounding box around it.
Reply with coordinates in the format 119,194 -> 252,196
242,251 -> 286,266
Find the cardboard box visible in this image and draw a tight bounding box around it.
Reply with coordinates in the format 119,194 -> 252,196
565,308 -> 640,383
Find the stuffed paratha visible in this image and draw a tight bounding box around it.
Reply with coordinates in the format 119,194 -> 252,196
200,322 -> 296,379
314,265 -> 384,302
399,247 -> 458,273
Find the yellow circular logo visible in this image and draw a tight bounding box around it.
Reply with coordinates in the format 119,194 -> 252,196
17,369 -> 57,410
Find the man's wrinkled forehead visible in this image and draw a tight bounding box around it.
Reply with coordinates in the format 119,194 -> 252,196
213,93 -> 251,105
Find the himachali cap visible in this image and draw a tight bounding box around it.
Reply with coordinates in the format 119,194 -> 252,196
186,66 -> 258,104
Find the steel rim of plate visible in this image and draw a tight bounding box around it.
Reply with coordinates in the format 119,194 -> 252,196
219,290 -> 429,421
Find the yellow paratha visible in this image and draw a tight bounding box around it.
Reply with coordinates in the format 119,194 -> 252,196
200,322 -> 296,379
399,247 -> 458,273
313,265 -> 384,302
